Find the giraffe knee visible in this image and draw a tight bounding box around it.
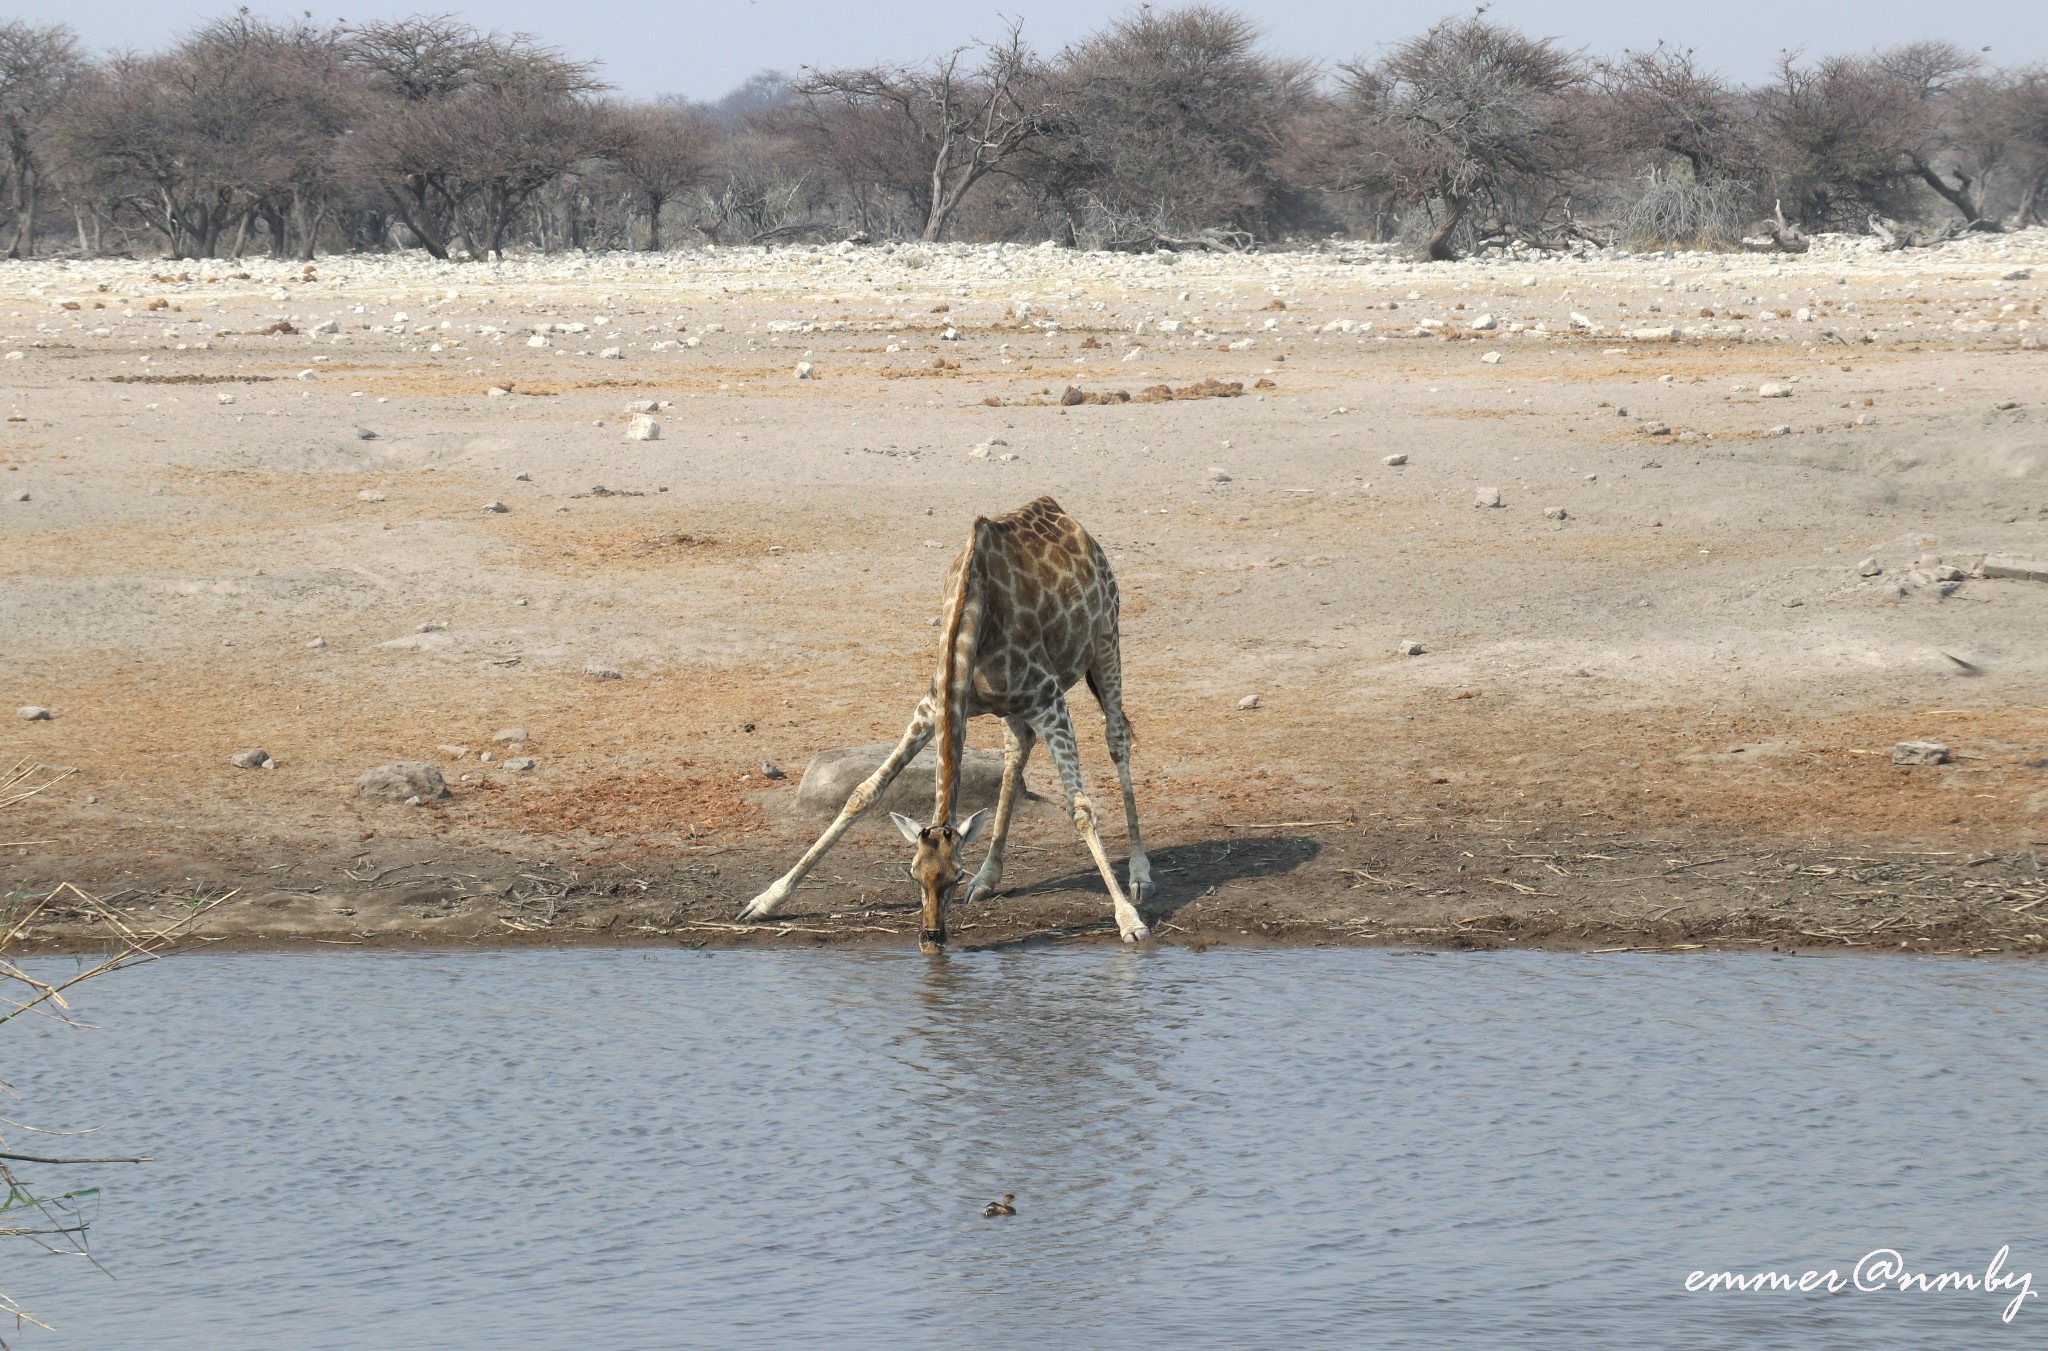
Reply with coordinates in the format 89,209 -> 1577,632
1071,795 -> 1097,830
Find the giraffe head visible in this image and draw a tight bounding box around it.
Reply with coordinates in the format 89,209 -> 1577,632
891,809 -> 988,952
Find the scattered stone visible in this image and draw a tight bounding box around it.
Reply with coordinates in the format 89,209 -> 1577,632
1479,350 -> 1502,364
296,368 -> 316,381
1207,466 -> 1233,483
2005,269 -> 2032,281
585,664 -> 622,680
1759,383 -> 1791,398
230,748 -> 273,769
1397,641 -> 1425,656
1857,558 -> 1881,577
353,426 -> 378,440
1767,424 -> 1791,437
491,728 -> 528,744
1474,486 -> 1503,508
504,757 -> 537,772
1854,413 -> 1877,426
1383,453 -> 1408,466
9,488 -> 28,502
418,620 -> 447,632
1994,399 -> 2019,411
761,761 -> 786,780
487,386 -> 510,398
1470,313 -> 1497,331
1891,740 -> 1950,766
514,471 -> 532,482
624,400 -> 658,414
1642,421 -> 1671,435
794,361 -> 814,379
310,319 -> 339,336
479,751 -> 495,763
306,636 -> 327,649
1933,564 -> 1966,582
1542,506 -> 1567,520
18,706 -> 52,721
355,761 -> 449,803
437,744 -> 471,759
624,414 -> 660,441
482,500 -> 509,513
1629,327 -> 1678,341
357,489 -> 385,502
1781,597 -> 1803,607
1982,556 -> 2048,583
599,347 -> 622,360
1237,694 -> 1261,710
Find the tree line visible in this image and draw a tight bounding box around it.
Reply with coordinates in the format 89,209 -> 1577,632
2,6 -> 2044,262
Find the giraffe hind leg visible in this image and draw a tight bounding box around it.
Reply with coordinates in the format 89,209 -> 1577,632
964,717 -> 1034,906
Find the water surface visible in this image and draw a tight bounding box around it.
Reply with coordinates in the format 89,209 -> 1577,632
8,949 -> 2044,1347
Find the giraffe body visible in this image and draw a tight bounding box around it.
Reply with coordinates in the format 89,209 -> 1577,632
737,496 -> 1152,950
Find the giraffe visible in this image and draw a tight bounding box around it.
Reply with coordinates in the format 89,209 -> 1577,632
738,496 -> 1153,952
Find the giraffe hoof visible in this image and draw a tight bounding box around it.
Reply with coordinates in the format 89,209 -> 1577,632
1128,879 -> 1154,903
963,882 -> 997,906
1121,923 -> 1153,944
736,889 -> 784,922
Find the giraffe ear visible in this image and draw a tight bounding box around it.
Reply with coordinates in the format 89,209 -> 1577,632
955,808 -> 988,845
890,812 -> 923,844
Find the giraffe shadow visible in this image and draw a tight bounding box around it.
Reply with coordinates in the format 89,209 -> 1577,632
992,834 -> 1321,923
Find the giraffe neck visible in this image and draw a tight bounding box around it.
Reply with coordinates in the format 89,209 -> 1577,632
932,519 -> 988,826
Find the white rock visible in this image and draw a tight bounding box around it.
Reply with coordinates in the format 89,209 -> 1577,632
1396,641 -> 1425,656
795,361 -> 814,379
1475,486 -> 1503,508
599,346 -> 622,360
1759,382 -> 1791,398
9,488 -> 28,502
1236,695 -> 1260,710
1857,558 -> 1881,577
1479,350 -> 1502,364
585,664 -> 622,680
18,705 -> 52,721
624,414 -> 660,441
1383,453 -> 1408,466
492,728 -> 528,744
218,393 -> 236,405
1470,313 -> 1497,331
357,489 -> 385,502
1207,467 -> 1233,483
487,386 -> 510,398
1543,506 -> 1567,520
482,500 -> 509,513
527,335 -> 549,348
230,748 -> 272,769
1891,740 -> 1950,766
296,368 -> 316,381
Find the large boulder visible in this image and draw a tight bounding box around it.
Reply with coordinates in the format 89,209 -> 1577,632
356,761 -> 449,803
794,741 -> 1009,822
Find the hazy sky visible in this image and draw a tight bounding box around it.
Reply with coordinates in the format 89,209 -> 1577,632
12,0 -> 2044,100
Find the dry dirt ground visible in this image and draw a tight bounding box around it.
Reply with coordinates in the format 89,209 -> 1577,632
3,234 -> 2046,956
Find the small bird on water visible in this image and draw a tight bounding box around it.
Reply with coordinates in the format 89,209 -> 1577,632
982,1194 -> 1017,1218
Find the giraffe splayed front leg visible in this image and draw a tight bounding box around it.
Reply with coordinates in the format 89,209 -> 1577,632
737,696 -> 936,922
1030,696 -> 1150,943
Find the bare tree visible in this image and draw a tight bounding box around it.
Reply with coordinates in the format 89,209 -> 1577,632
1050,6 -> 1316,247
796,21 -> 1057,242
344,16 -> 605,258
1340,17 -> 1589,260
0,20 -> 86,258
610,104 -> 716,248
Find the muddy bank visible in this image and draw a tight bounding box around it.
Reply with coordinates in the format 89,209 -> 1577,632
9,817 -> 2046,957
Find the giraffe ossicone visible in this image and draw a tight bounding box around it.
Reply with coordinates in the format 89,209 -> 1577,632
737,496 -> 1153,950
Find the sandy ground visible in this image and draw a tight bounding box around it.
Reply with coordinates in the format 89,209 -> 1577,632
3,232 -> 2046,955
